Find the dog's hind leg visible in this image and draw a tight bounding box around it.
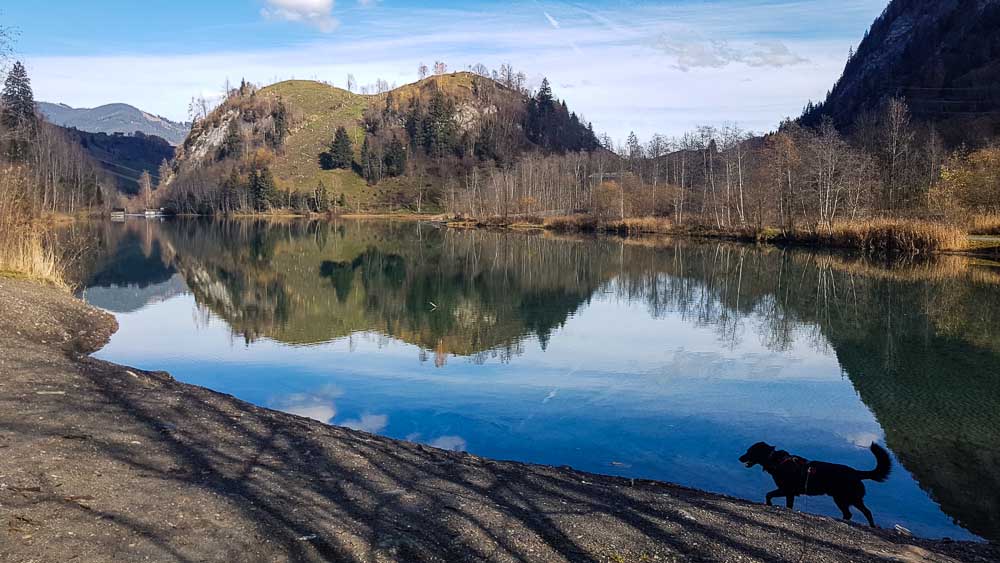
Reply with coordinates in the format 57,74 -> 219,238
854,500 -> 876,527
833,496 -> 853,521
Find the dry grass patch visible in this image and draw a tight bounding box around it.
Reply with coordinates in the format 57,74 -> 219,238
818,219 -> 967,254
602,217 -> 674,235
0,166 -> 67,287
969,213 -> 1000,235
0,229 -> 66,287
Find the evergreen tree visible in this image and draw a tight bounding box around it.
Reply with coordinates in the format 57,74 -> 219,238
2,61 -> 38,160
249,166 -> 279,211
322,126 -> 353,169
384,136 -> 407,177
267,102 -> 289,148
260,167 -> 278,208
218,119 -> 241,161
536,78 -> 554,107
423,88 -> 456,157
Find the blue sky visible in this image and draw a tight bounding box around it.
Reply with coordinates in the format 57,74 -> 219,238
3,1 -> 888,140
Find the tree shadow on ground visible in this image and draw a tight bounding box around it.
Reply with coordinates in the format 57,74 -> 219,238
3,357 -> 992,563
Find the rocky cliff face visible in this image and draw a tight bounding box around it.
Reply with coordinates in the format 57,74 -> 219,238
804,0 -> 1000,144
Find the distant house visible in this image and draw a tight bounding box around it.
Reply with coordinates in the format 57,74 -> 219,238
110,208 -> 126,222
144,208 -> 164,218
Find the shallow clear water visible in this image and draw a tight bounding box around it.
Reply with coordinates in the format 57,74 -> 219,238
74,218 -> 1000,542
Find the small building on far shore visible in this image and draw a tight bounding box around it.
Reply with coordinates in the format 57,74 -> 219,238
110,208 -> 126,222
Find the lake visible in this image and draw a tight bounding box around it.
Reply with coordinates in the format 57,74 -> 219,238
70,218 -> 1000,542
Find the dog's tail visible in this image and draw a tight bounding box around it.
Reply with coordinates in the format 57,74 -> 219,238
858,443 -> 892,482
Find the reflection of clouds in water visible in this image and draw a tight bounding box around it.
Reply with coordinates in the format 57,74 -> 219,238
843,431 -> 883,448
651,349 -> 814,381
271,385 -> 342,424
402,432 -> 467,452
284,404 -> 336,423
340,413 -> 388,433
428,435 -> 467,452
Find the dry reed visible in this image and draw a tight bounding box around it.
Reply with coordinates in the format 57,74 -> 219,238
969,213 -> 1000,235
0,230 -> 66,286
0,166 -> 67,286
816,219 -> 967,254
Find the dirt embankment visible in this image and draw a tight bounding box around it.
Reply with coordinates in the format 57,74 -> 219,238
0,278 -> 996,563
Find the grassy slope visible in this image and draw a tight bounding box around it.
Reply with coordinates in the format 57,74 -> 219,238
258,73 -> 488,210
259,81 -> 370,207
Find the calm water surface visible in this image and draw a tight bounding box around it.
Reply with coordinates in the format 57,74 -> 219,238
72,219 -> 1000,542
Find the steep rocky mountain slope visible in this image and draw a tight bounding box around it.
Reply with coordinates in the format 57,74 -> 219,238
39,101 -> 190,145
802,0 -> 1000,144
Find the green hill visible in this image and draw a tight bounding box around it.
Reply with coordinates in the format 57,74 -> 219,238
160,72 -> 598,214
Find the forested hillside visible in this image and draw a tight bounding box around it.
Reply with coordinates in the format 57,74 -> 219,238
802,0 -> 1000,145
159,71 -> 599,214
61,128 -> 174,194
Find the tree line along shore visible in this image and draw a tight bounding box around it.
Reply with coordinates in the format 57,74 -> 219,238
4,36 -> 1000,287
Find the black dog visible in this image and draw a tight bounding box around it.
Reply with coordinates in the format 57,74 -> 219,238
739,442 -> 892,527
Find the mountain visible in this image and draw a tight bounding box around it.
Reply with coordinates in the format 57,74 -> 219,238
60,127 -> 174,195
38,102 -> 190,145
802,0 -> 1000,144
163,72 -> 599,213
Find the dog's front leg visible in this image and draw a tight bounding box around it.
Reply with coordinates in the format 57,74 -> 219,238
786,495 -> 795,509
765,489 -> 784,506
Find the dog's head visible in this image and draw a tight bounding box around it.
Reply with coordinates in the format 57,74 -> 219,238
739,442 -> 776,468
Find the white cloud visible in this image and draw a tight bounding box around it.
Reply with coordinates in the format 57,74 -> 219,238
655,37 -> 808,71
745,41 -> 809,68
543,12 -> 561,29
262,0 -> 338,33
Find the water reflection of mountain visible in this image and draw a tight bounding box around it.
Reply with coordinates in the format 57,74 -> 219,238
78,219 -> 1000,541
84,220 -> 609,361
82,274 -> 187,314
72,221 -> 185,312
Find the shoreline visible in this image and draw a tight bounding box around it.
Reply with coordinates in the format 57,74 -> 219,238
1,277 -> 996,562
90,210 -> 1000,256
443,216 -> 1000,257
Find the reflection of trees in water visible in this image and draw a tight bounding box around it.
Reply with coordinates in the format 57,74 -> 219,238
101,220 -> 610,357
81,218 -> 1000,539
65,220 -> 177,290
605,240 -> 1000,540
